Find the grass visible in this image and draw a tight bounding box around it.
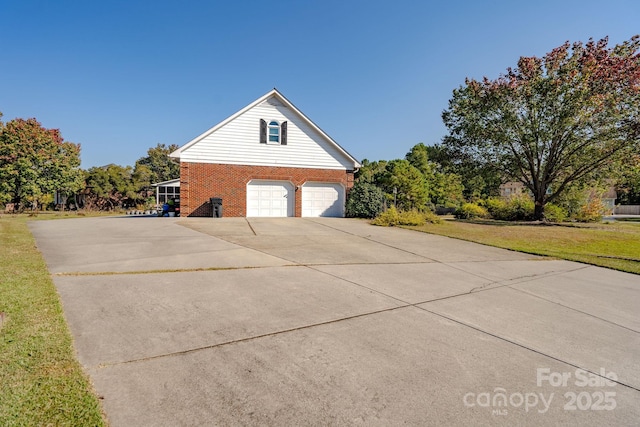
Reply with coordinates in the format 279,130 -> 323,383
406,219 -> 640,274
615,217 -> 640,223
0,215 -> 106,426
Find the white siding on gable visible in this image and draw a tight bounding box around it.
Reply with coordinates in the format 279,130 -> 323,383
179,99 -> 354,170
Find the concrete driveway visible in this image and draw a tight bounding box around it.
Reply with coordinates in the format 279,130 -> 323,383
29,217 -> 640,426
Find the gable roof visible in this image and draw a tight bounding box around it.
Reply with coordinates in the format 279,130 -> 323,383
151,178 -> 180,187
169,89 -> 361,169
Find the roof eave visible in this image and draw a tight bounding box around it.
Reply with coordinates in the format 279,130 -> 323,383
271,89 -> 361,169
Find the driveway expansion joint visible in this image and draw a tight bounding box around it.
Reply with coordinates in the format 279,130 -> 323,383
510,285 -> 640,334
415,305 -> 640,394
465,265 -> 590,294
245,218 -> 257,235
52,264 -> 298,276
94,304 -> 412,369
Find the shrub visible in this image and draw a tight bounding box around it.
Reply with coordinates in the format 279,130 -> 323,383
454,203 -> 489,219
396,209 -> 427,226
575,197 -> 607,222
372,207 -> 442,226
485,195 -> 534,221
422,210 -> 443,224
346,182 -> 385,218
484,198 -> 509,219
371,206 -> 401,226
554,183 -> 613,219
508,195 -> 535,220
543,204 -> 567,223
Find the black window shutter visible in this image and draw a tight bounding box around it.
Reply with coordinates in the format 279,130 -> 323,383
281,121 -> 287,145
260,119 -> 267,144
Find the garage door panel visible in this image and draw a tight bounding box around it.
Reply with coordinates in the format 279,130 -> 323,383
247,181 -> 294,217
302,183 -> 344,217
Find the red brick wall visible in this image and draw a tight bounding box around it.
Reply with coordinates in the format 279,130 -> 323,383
180,162 -> 354,217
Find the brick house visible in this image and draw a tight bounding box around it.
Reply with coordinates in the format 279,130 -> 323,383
170,89 -> 361,217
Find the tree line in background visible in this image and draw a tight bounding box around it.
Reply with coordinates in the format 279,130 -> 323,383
348,36 -> 640,222
83,143 -> 180,210
0,112 -> 180,212
347,139 -> 640,223
0,114 -> 84,211
442,36 -> 640,220
1,36 -> 638,220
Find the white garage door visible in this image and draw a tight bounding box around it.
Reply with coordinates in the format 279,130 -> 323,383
246,181 -> 294,217
302,183 -> 345,217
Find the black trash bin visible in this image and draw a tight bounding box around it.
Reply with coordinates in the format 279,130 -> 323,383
210,197 -> 223,218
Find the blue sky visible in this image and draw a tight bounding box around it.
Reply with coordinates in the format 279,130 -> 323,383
1,0 -> 638,168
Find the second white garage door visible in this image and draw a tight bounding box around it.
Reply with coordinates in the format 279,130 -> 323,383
246,180 -> 294,217
301,183 -> 345,217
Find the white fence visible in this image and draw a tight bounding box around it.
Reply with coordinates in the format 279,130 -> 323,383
614,205 -> 640,215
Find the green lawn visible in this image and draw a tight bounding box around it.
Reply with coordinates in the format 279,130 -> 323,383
406,219 -> 640,274
0,215 -> 106,426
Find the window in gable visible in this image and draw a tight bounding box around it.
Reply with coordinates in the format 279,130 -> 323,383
259,119 -> 288,145
268,121 -> 280,143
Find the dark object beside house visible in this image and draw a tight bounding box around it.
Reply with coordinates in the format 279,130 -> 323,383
435,207 -> 456,215
172,198 -> 180,217
211,198 -> 222,218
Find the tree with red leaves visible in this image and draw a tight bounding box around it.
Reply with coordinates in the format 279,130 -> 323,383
443,36 -> 640,220
0,115 -> 84,210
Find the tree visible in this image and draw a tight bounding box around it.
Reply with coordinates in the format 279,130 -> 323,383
427,142 -> 501,200
615,154 -> 640,204
84,164 -> 139,210
431,172 -> 465,208
405,143 -> 434,178
406,143 -> 465,208
355,159 -> 387,184
133,143 -> 180,207
135,143 -> 180,184
443,36 -> 640,220
376,159 -> 429,211
0,117 -> 83,209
